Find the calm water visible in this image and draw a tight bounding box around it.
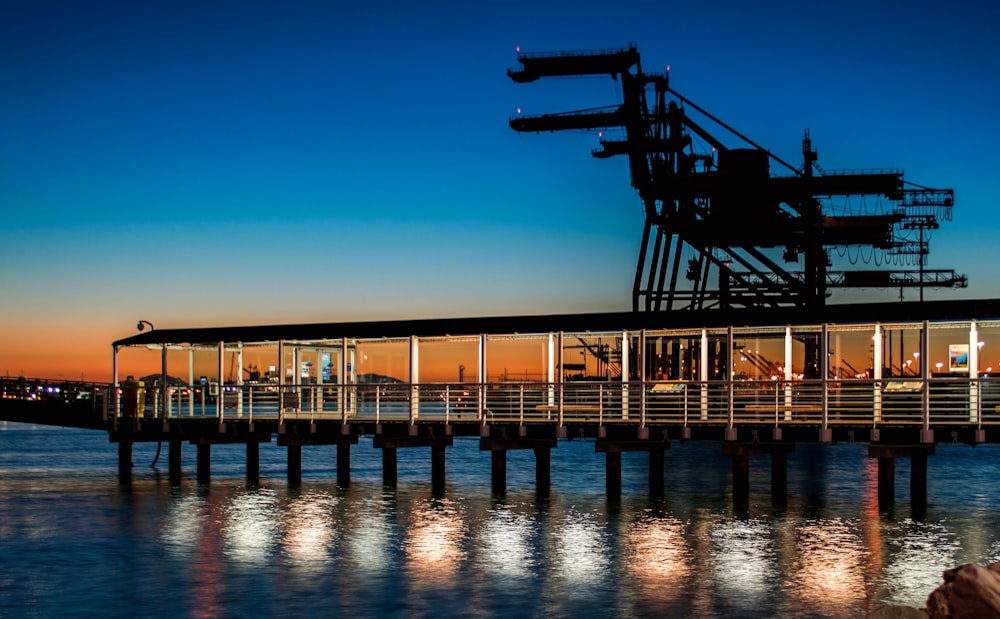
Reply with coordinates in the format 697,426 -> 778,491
1,422 -> 999,618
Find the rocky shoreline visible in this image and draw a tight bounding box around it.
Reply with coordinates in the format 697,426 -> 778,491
873,561 -> 1000,618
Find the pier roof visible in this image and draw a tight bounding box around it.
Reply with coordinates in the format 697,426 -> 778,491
113,298 -> 1000,348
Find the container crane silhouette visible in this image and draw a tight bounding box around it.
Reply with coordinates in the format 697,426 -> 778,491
508,45 -> 966,312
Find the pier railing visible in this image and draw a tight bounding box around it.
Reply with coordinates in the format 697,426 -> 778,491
104,375 -> 1000,429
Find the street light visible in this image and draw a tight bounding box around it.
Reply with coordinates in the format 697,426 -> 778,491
136,320 -> 155,332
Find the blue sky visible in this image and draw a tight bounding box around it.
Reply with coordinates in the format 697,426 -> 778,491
1,0 -> 997,379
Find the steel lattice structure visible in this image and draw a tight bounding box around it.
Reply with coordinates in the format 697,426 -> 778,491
508,45 -> 966,311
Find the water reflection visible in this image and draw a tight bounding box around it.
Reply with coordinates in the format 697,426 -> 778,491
477,506 -> 535,579
785,519 -> 867,614
709,518 -> 777,607
281,490 -> 338,565
551,510 -> 610,585
403,498 -> 467,586
161,493 -> 205,556
344,495 -> 395,574
3,426 -> 1000,618
880,520 -> 960,606
624,514 -> 692,606
222,489 -> 280,564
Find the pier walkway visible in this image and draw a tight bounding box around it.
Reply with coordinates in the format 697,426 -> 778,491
8,298 -> 1000,509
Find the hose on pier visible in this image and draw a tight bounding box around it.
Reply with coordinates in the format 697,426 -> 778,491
150,441 -> 162,468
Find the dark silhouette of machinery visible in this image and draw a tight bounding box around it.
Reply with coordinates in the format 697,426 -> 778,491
508,45 -> 966,311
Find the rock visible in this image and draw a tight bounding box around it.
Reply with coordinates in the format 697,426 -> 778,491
925,561 -> 1000,618
871,603 -> 928,618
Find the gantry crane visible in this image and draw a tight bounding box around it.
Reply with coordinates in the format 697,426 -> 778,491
508,45 -> 966,312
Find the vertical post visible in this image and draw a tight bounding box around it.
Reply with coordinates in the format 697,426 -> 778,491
217,341 -> 225,421
278,340 -> 285,425
293,346 -> 301,416
337,441 -> 351,487
637,330 -> 645,425
726,326 -> 734,429
169,438 -> 182,483
246,442 -> 259,485
969,321 -> 979,423
649,447 -> 664,499
732,453 -> 749,504
409,335 -> 419,423
877,456 -> 895,508
534,446 -> 551,495
188,347 -> 195,417
700,329 -> 709,420
820,323 -> 831,442
921,320 -> 932,443
161,344 -> 168,419
873,323 -> 883,424
547,333 -> 555,410
772,449 -> 788,505
341,338 -> 348,424
491,449 -> 507,494
557,331 -> 565,428
622,330 -> 631,420
236,344 -> 244,417
197,443 -> 211,484
118,441 -> 132,482
606,450 -> 622,498
911,452 -> 928,508
431,445 -> 446,491
478,334 -> 486,423
784,326 -> 793,420
287,443 -> 301,486
382,447 -> 397,487
112,345 -> 120,424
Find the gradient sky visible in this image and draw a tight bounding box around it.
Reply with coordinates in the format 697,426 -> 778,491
2,0 -> 997,382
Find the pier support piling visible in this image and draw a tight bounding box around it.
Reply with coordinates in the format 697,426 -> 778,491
772,449 -> 788,505
197,443 -> 211,484
431,445 -> 446,491
534,446 -> 551,495
169,438 -> 182,484
337,442 -> 351,487
911,451 -> 928,508
605,451 -> 622,498
877,456 -> 895,507
491,449 -> 507,494
287,443 -> 302,486
382,447 -> 397,487
118,441 -> 132,482
722,442 -> 795,508
246,442 -> 259,485
868,444 -> 935,509
649,447 -> 665,499
731,454 -> 750,504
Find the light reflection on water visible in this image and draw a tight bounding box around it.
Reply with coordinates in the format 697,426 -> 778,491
709,518 -> 779,608
623,513 -> 692,607
2,423 -> 1000,618
879,520 -> 961,607
477,506 -> 536,579
402,498 -> 468,586
785,519 -> 868,615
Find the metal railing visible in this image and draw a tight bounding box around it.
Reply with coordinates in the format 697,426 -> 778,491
102,376 -> 1000,429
